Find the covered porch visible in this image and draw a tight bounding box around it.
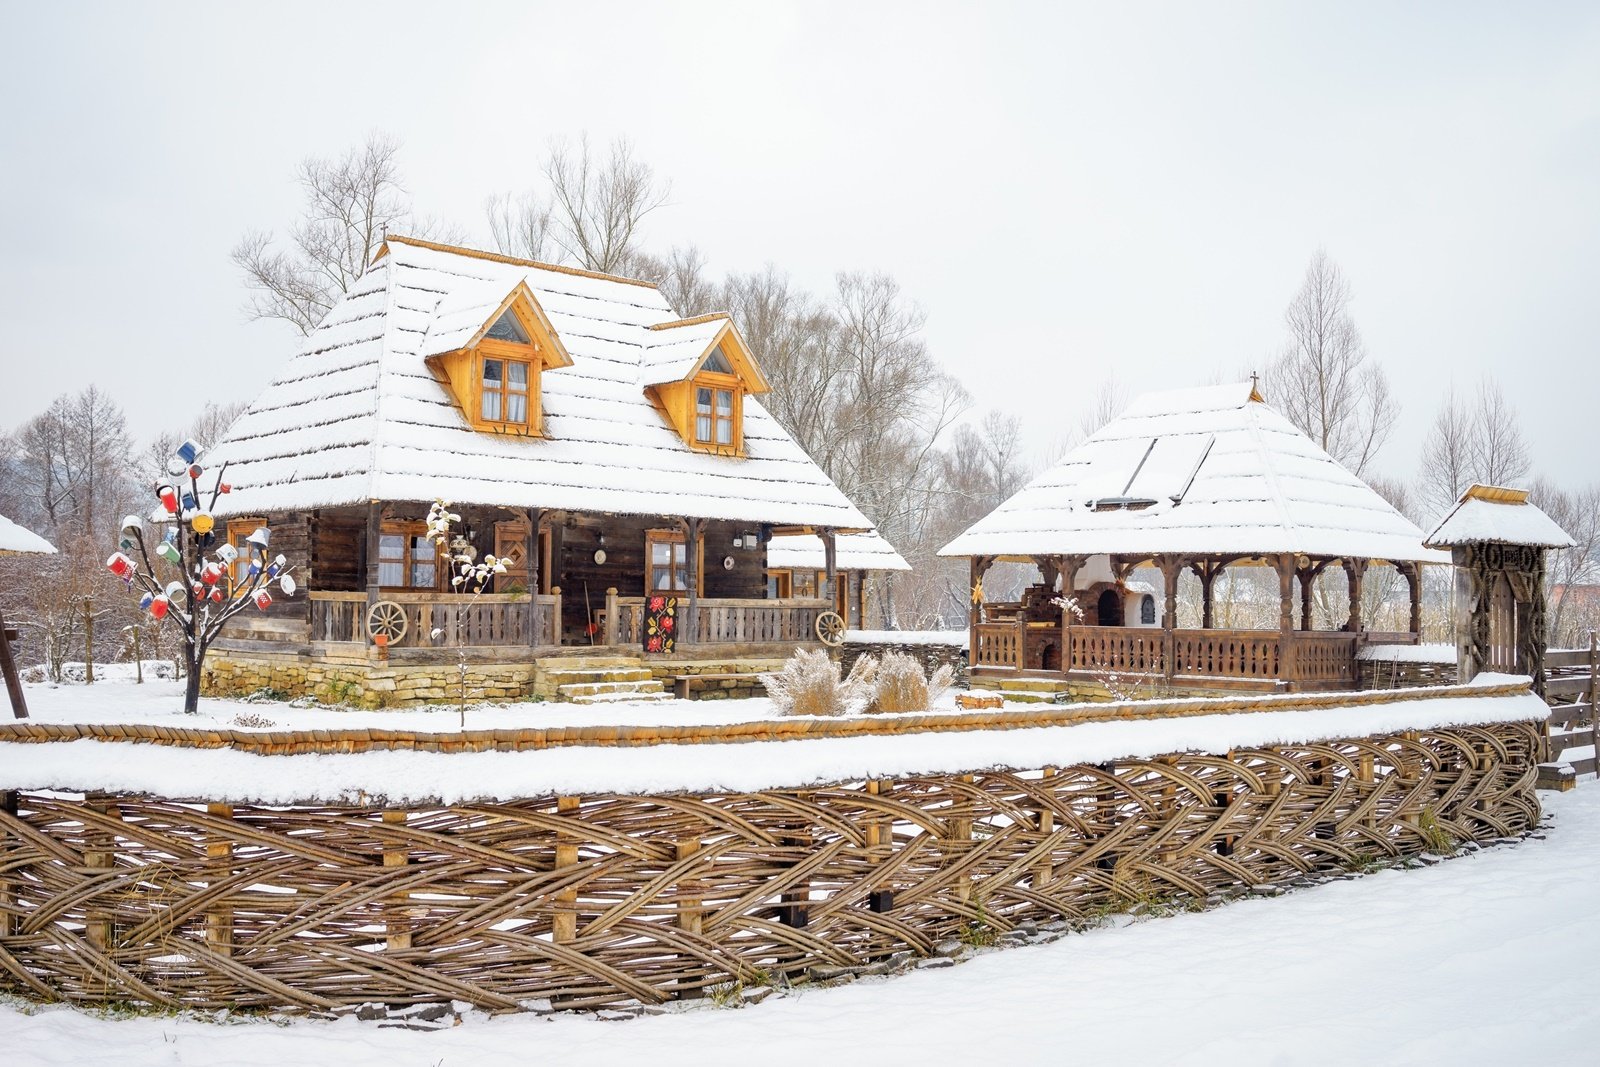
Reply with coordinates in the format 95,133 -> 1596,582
226,500 -> 851,659
969,552 -> 1426,694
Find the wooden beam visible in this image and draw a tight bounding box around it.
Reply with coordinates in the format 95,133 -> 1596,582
525,507 -> 544,647
0,603 -> 26,720
363,500 -> 383,620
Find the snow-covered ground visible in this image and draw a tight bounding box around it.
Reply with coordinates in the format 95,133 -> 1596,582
1,784 -> 1594,1066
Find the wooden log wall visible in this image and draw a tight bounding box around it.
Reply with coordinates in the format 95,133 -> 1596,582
557,516 -> 766,640
0,719 -> 1541,1013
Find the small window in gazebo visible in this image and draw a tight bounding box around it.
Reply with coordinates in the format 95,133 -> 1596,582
1140,594 -> 1156,625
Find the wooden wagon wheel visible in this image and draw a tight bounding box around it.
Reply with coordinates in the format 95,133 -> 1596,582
815,610 -> 846,646
366,600 -> 408,645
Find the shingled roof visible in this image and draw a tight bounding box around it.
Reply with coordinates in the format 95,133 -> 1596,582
940,382 -> 1442,563
768,531 -> 913,572
0,514 -> 56,556
202,237 -> 870,531
1424,485 -> 1575,549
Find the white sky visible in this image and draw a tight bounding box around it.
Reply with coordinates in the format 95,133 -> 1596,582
1,2 -> 1596,500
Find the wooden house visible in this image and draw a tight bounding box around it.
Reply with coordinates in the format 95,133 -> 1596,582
200,237 -> 886,704
940,382 -> 1445,699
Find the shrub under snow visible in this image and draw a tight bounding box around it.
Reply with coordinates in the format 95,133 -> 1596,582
870,651 -> 955,714
762,649 -> 877,717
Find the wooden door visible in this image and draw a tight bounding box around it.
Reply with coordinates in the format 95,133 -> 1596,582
1488,572 -> 1517,672
493,521 -> 551,594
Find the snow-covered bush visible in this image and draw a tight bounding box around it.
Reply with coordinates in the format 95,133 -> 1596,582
762,649 -> 876,717
870,651 -> 955,714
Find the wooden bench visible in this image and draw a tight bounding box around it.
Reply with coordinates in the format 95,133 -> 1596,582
673,672 -> 759,700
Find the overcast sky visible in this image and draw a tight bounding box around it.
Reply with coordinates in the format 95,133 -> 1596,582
2,2 -> 1596,502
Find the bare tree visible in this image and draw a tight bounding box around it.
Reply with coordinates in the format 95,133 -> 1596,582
1534,478 -> 1600,648
233,133 -> 443,335
626,246 -> 718,316
1078,377 -> 1130,441
141,401 -> 248,490
488,136 -> 670,275
1269,250 -> 1396,475
1417,379 -> 1531,520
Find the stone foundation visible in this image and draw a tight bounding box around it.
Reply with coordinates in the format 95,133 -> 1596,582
642,658 -> 788,700
203,650 -> 535,709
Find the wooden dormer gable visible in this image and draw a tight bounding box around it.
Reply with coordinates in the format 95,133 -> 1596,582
423,283 -> 573,437
645,316 -> 769,457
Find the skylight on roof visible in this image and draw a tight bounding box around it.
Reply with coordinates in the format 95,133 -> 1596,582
484,309 -> 530,344
702,345 -> 734,375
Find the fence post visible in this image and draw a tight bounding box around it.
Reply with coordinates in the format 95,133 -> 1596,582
554,796 -> 580,944
1034,768 -> 1056,891
84,794 -> 116,952
1,790 -> 16,938
382,810 -> 411,951
550,587 -> 563,646
1015,618 -> 1026,671
867,779 -> 895,912
206,802 -> 234,956
604,588 -> 619,647
1589,631 -> 1598,778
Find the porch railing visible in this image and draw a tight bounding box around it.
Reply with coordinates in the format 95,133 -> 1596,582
607,595 -> 831,648
975,622 -> 1366,689
309,591 -> 561,648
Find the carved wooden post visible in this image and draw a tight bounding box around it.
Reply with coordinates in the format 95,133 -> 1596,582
604,587 -> 619,646
1344,559 -> 1367,634
382,810 -> 411,951
821,527 -> 839,627
1402,563 -> 1423,637
525,507 -> 544,648
206,803 -> 234,957
948,774 -> 976,906
1276,554 -> 1297,689
550,586 -> 562,646
1157,555 -> 1181,680
683,518 -> 705,647
674,836 -> 704,999
553,795 -> 581,944
363,500 -> 383,625
1299,564 -> 1315,631
1059,556 -> 1084,676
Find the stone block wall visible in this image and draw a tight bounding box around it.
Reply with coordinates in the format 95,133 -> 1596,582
203,651 -> 536,709
839,638 -> 969,688
641,658 -> 788,700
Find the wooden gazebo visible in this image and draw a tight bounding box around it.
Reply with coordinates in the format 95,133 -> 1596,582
940,383 -> 1445,696
0,513 -> 57,718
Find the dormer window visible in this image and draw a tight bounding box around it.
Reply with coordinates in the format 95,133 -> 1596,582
643,317 -> 770,457
420,283 -> 574,438
482,357 -> 531,425
695,385 -> 735,446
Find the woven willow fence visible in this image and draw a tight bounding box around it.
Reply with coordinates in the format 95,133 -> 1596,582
0,718 -> 1540,1012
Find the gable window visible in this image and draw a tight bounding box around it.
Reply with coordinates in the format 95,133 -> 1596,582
703,345 -> 735,375
695,385 -> 735,446
484,309 -> 530,343
378,522 -> 439,590
482,357 -> 531,425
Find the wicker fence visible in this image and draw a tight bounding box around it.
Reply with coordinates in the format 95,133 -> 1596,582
0,714 -> 1541,1013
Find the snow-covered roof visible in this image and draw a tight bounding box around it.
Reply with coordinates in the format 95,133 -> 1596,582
201,238 -> 869,531
1423,485 -> 1575,550
767,531 -> 912,572
0,514 -> 56,556
940,382 -> 1445,564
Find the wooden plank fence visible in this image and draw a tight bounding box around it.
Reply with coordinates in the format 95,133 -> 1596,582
1546,637 -> 1599,777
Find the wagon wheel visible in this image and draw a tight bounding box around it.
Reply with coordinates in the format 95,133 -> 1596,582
815,610 -> 846,646
366,600 -> 408,645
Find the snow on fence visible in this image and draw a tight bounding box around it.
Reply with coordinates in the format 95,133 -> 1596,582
1546,643 -> 1600,777
0,683 -> 1546,1013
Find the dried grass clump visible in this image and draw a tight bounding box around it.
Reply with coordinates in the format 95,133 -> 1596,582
762,649 -> 877,717
869,651 -> 955,714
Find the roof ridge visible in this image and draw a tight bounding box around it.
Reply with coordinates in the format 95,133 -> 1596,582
649,313 -> 731,331
381,235 -> 661,290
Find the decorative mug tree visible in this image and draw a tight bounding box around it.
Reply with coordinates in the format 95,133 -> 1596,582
107,439 -> 296,714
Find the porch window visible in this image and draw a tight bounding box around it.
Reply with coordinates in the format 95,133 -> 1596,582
695,385 -> 735,447
378,523 -> 439,590
646,530 -> 704,594
767,570 -> 793,599
481,357 -> 531,426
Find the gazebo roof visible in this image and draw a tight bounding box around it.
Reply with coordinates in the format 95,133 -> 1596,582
0,514 -> 56,557
939,382 -> 1444,564
1423,485 -> 1575,549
